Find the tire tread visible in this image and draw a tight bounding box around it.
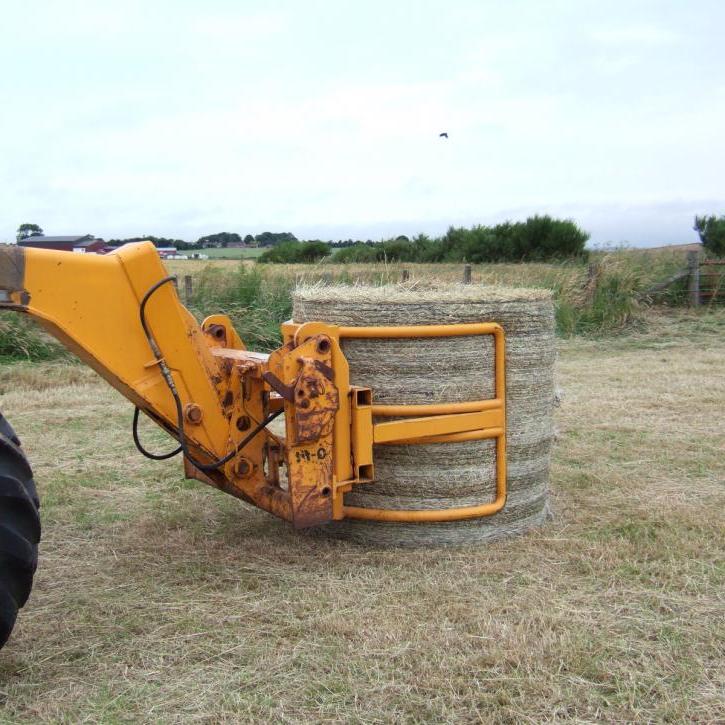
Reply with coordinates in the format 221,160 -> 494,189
0,414 -> 40,649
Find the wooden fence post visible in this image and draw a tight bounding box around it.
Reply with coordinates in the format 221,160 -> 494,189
463,264 -> 472,284
401,269 -> 410,282
184,275 -> 193,302
583,262 -> 600,301
687,250 -> 700,306
587,263 -> 598,284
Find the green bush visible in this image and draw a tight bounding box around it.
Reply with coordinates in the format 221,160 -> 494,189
332,244 -> 379,263
259,241 -> 330,264
694,215 -> 725,257
441,217 -> 589,262
511,216 -> 589,260
375,238 -> 419,262
330,217 -> 589,265
436,225 -> 504,262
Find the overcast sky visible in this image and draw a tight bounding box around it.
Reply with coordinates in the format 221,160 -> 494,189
1,1 -> 723,246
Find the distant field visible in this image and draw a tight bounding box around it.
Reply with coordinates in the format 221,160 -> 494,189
164,259 -> 240,275
198,246 -> 265,259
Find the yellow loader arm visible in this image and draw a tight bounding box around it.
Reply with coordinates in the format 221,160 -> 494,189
0,242 -> 508,528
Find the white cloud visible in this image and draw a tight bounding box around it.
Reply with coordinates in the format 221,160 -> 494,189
1,1 -> 723,245
590,25 -> 679,47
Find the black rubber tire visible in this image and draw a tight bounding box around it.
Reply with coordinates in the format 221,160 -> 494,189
0,412 -> 40,649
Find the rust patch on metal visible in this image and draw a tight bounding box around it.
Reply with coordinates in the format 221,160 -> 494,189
287,447 -> 334,528
180,331 -> 339,528
233,457 -> 254,478
311,359 -> 334,381
183,456 -> 218,488
0,245 -> 29,306
184,403 -> 203,425
265,442 -> 281,485
293,356 -> 339,444
263,371 -> 295,402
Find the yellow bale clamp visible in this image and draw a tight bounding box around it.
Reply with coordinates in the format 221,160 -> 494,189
283,321 -> 507,523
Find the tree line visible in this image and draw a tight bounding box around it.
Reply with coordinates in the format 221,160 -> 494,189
16,224 -> 416,251
106,231 -> 300,250
259,216 -> 591,264
104,232 -> 381,250
15,212 -> 725,259
14,225 -> 302,249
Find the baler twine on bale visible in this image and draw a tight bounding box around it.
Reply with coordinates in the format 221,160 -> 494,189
293,283 -> 556,547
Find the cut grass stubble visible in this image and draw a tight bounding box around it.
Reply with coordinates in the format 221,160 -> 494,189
0,311 -> 722,721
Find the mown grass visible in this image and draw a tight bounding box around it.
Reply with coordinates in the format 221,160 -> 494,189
0,310 -> 722,721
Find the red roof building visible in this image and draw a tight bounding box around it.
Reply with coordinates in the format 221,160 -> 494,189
18,235 -> 108,254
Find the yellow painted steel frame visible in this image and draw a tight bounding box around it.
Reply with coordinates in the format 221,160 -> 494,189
0,240 -> 505,528
0,242 -> 336,527
282,320 -> 507,523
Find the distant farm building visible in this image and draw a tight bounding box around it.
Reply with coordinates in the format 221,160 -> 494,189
18,235 -> 110,254
155,247 -> 187,260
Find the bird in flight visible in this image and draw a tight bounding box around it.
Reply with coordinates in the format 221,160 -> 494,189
439,132 -> 448,138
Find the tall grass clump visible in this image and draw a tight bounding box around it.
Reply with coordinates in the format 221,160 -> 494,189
180,245 -> 700,347
555,258 -> 642,336
187,264 -> 294,350
186,257 -> 647,344
0,314 -> 68,361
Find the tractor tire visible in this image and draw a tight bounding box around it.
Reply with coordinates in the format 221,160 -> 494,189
0,412 -> 40,649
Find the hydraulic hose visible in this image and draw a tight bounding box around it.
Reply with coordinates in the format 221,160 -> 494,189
133,276 -> 282,470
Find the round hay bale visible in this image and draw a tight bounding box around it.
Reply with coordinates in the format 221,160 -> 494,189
293,283 -> 556,547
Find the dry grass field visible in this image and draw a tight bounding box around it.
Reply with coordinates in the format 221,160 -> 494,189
164,245 -> 690,289
0,309 -> 723,722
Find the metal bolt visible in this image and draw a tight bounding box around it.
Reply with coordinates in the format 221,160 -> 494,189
234,458 -> 252,478
236,415 -> 251,431
184,403 -> 203,425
